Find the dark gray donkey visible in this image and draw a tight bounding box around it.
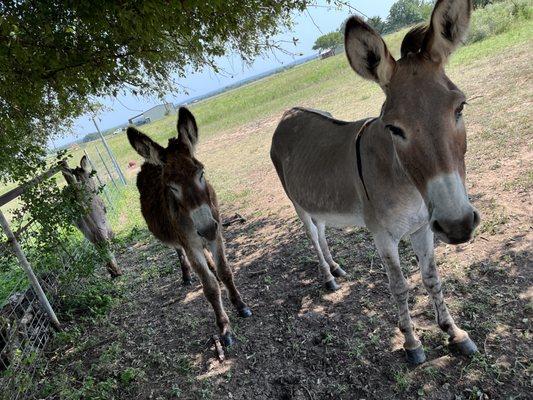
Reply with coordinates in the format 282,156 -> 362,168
61,156 -> 122,278
271,0 -> 479,364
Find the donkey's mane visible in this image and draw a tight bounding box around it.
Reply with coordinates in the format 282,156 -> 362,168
400,25 -> 429,58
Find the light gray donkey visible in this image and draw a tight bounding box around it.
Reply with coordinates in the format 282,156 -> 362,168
61,156 -> 122,278
270,0 -> 480,364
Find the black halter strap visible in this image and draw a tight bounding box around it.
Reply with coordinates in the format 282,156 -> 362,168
355,118 -> 378,201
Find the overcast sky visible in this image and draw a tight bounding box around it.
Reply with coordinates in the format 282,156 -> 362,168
54,0 -> 395,146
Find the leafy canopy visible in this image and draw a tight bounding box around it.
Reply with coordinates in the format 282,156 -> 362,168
0,0 -> 309,183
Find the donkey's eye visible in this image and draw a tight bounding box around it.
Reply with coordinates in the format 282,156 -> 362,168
199,170 -> 205,181
455,102 -> 466,121
386,125 -> 406,139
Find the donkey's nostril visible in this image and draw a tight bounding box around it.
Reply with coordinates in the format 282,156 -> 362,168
197,221 -> 218,240
432,220 -> 444,234
472,210 -> 480,228
431,211 -> 478,244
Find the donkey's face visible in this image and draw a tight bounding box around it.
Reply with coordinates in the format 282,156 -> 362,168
164,141 -> 218,241
128,107 -> 219,241
345,0 -> 479,244
62,156 -> 98,192
62,156 -> 111,239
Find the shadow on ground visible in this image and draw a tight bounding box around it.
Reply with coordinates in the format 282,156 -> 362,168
39,211 -> 531,400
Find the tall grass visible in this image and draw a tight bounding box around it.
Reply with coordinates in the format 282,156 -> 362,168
468,0 -> 532,43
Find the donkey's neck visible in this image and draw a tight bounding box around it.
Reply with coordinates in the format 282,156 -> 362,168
356,118 -> 428,238
359,118 -> 423,207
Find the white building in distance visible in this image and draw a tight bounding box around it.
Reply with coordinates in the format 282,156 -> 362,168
129,103 -> 176,125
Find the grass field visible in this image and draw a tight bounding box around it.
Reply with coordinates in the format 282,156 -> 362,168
9,7 -> 533,400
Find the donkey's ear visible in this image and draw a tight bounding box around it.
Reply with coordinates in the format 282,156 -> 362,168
62,169 -> 77,186
177,107 -> 198,154
422,0 -> 472,64
344,16 -> 396,89
127,127 -> 165,165
80,155 -> 92,173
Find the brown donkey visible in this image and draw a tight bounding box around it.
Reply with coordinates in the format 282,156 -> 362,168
61,156 -> 122,278
271,0 -> 479,364
127,107 -> 252,346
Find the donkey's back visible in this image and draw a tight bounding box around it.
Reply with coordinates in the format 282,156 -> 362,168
271,107 -> 366,217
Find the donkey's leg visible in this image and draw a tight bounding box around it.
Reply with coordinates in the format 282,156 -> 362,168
374,233 -> 425,365
294,205 -> 338,291
204,248 -> 221,282
410,225 -> 477,355
209,236 -> 252,318
176,246 -> 193,286
184,244 -> 233,346
105,251 -> 122,278
316,222 -> 347,278
97,241 -> 122,278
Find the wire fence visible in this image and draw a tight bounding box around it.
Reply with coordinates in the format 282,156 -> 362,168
0,143 -> 125,399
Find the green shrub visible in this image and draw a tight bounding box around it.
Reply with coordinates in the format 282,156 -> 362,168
469,0 -> 532,43
59,276 -> 118,320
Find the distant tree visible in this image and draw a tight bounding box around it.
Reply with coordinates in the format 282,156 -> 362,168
0,0 -> 309,184
419,1 -> 434,20
312,31 -> 343,51
385,0 -> 429,32
367,16 -> 387,33
82,133 -> 99,143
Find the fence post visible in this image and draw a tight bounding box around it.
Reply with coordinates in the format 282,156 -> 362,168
0,210 -> 61,331
83,150 -> 113,206
94,146 -> 118,190
91,117 -> 127,185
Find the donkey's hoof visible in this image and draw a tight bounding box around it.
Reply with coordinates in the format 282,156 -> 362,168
107,265 -> 122,279
238,306 -> 253,318
221,332 -> 234,347
182,277 -> 193,286
325,279 -> 340,292
331,267 -> 347,278
451,337 -> 478,356
405,346 -> 426,365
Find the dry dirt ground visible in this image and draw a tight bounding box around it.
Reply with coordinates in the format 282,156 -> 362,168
37,44 -> 532,399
